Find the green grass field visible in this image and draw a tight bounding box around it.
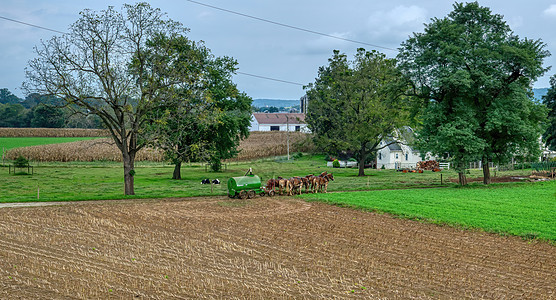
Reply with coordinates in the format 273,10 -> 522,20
0,137 -> 100,159
0,154 -> 536,202
302,181 -> 556,241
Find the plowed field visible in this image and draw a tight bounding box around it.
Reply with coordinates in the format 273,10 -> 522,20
0,197 -> 554,299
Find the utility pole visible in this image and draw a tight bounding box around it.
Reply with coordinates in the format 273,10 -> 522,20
286,115 -> 290,160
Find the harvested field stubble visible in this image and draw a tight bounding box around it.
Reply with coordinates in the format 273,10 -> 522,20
5,131 -> 312,162
0,128 -> 108,137
0,198 -> 553,299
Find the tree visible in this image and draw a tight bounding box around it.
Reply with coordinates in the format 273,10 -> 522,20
0,88 -> 22,104
305,48 -> 410,176
30,104 -> 66,128
201,58 -> 252,172
0,103 -> 29,127
25,3 -> 191,195
543,75 -> 556,151
141,36 -> 252,178
397,2 -> 549,184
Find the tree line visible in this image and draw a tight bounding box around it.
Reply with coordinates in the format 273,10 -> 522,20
0,90 -> 102,128
305,2 -> 555,185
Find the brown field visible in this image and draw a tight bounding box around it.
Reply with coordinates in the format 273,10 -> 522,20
0,197 -> 554,299
0,128 -> 108,137
5,131 -> 311,162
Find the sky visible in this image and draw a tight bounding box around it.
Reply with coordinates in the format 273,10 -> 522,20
1,0 -> 556,100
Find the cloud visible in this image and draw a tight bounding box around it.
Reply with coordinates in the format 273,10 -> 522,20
365,5 -> 427,44
301,31 -> 354,55
544,4 -> 556,18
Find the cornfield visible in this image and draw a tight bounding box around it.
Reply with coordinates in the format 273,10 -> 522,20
0,128 -> 108,137
5,131 -> 313,162
234,131 -> 313,161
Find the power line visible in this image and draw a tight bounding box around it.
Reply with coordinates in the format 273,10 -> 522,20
184,0 -> 397,52
237,72 -> 304,86
0,15 -> 66,34
0,14 -> 304,87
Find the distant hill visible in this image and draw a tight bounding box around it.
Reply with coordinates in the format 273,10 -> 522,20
533,88 -> 548,101
252,99 -> 299,108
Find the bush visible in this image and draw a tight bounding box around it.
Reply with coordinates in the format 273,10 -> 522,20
13,156 -> 29,168
332,159 -> 340,168
293,152 -> 303,159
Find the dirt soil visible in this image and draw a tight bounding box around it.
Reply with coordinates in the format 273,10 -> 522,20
0,197 -> 554,299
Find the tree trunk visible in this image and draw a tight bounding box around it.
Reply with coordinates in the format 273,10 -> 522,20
458,172 -> 467,186
172,161 -> 182,180
482,156 -> 491,185
123,153 -> 135,196
358,143 -> 367,176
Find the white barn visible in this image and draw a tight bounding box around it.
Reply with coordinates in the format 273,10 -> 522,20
249,113 -> 310,132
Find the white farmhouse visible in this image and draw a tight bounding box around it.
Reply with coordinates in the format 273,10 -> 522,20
249,113 -> 310,132
376,141 -> 425,169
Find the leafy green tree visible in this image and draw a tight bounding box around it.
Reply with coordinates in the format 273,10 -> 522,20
0,88 -> 22,105
0,103 -> 29,127
397,2 -> 549,184
202,58 -> 252,172
141,35 -> 251,178
543,75 -> 556,151
30,104 -> 65,128
305,48 -> 410,176
25,3 -> 192,195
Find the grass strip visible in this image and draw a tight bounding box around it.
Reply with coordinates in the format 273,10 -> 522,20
301,181 -> 556,241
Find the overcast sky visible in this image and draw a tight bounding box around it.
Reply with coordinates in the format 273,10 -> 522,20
1,0 -> 556,100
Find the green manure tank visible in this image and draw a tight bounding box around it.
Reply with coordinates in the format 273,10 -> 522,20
227,175 -> 265,199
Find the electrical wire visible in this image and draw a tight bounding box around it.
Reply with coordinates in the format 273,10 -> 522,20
0,15 -> 66,34
184,0 -> 397,52
0,14 -> 305,86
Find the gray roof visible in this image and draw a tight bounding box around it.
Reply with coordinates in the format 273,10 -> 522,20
387,143 -> 402,151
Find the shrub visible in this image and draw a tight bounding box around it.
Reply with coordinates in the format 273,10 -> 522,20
13,156 -> 29,168
332,159 -> 340,168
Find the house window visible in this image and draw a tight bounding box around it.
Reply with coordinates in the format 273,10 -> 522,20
270,126 -> 280,131
378,152 -> 382,160
395,153 -> 399,159
405,153 -> 408,161
295,126 -> 300,132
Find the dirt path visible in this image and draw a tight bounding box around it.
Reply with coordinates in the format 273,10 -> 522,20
0,197 -> 553,299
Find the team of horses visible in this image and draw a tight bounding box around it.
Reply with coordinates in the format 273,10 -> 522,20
265,172 -> 334,196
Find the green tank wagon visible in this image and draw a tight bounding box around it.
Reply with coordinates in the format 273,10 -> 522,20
227,175 -> 266,199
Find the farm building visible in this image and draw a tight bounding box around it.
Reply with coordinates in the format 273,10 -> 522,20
376,140 -> 426,169
249,113 -> 310,132
376,127 -> 432,169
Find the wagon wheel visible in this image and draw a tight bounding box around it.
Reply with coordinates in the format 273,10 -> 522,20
268,190 -> 275,197
239,190 -> 248,199
247,190 -> 255,199
228,193 -> 235,199
259,191 -> 266,197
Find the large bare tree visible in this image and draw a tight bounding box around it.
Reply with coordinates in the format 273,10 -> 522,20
24,3 -> 189,195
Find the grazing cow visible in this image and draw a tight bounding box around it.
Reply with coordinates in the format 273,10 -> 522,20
201,178 -> 211,184
212,179 -> 220,184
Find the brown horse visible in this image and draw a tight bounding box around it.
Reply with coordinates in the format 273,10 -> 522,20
288,177 -> 303,195
320,172 -> 334,193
